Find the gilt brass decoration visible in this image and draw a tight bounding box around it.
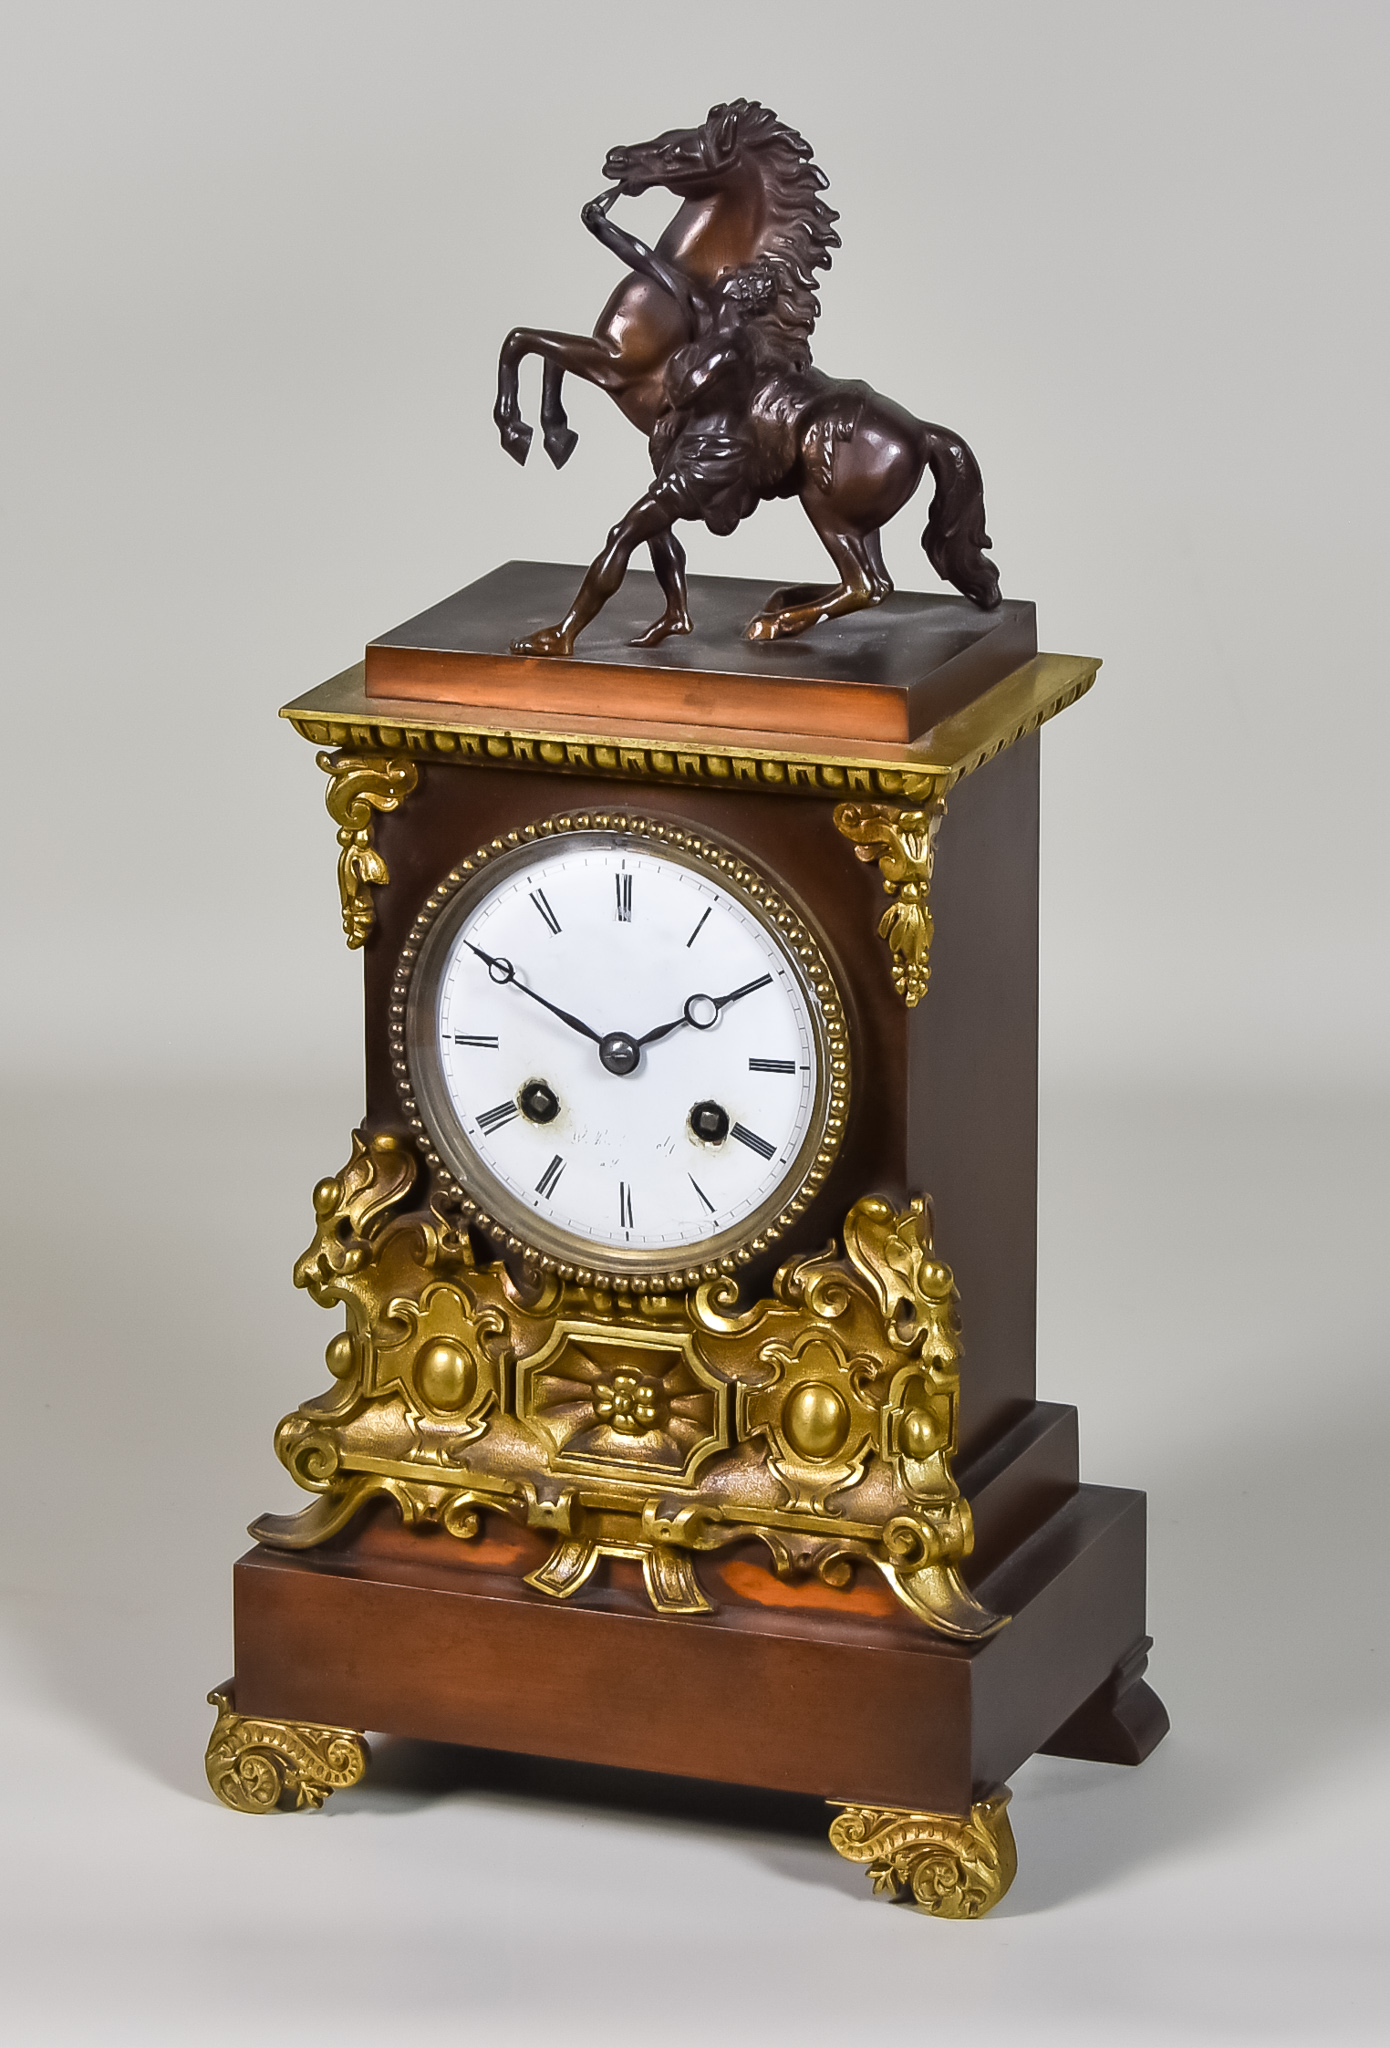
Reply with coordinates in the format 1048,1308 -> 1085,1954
284,651 -> 1101,806
828,1790 -> 1017,1917
518,1323 -> 731,1483
317,749 -> 419,947
250,1130 -> 1006,1643
834,800 -> 946,1008
204,1687 -> 369,1813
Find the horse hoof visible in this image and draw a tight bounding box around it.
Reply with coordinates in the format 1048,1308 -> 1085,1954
500,420 -> 533,466
746,610 -> 816,642
543,427 -> 579,470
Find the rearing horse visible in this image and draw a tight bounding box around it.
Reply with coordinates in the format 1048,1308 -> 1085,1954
495,99 -> 838,468
495,102 -> 1001,646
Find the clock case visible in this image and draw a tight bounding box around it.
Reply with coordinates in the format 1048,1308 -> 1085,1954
209,566 -> 1167,1918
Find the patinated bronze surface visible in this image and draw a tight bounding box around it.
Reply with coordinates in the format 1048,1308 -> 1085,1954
495,102 -> 1004,655
363,562 -> 1038,741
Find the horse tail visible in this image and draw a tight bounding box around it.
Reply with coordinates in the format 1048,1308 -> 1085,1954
917,421 -> 1002,610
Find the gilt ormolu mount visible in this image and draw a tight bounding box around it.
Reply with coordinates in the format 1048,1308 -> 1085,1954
208,103 -> 1167,1922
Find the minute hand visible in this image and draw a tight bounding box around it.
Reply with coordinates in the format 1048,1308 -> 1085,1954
635,972 -> 773,1048
464,940 -> 602,1043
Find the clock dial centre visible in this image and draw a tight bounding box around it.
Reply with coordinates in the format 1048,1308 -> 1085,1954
597,1030 -> 640,1076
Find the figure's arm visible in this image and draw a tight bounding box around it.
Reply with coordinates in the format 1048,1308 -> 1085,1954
666,343 -> 739,409
580,189 -> 702,326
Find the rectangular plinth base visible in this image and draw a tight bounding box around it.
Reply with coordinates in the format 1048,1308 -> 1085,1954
363,561 -> 1038,744
233,1484 -> 1149,1815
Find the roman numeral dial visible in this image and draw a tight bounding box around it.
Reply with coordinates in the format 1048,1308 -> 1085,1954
530,888 -> 561,934
410,824 -> 848,1282
731,1122 -> 777,1161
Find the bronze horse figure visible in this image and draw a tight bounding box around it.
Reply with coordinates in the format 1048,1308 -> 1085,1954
495,102 -> 1001,651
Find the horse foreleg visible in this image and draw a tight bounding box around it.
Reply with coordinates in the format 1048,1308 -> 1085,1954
512,495 -> 673,657
494,330 -> 535,464
631,530 -> 692,646
495,328 -> 626,467
539,362 -> 578,470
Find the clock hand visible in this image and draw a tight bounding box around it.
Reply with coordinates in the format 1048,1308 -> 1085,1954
634,972 -> 774,1047
714,971 -> 775,1010
463,940 -> 603,1044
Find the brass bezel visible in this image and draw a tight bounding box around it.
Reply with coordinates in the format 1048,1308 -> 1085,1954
390,809 -> 850,1289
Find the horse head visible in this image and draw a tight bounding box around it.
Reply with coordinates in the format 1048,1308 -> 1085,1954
603,102 -> 840,357
603,102 -> 753,198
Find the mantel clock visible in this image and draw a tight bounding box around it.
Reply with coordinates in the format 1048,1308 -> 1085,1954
207,102 -> 1166,1918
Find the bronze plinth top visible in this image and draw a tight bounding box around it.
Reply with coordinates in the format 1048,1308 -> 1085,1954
365,562 -> 1037,745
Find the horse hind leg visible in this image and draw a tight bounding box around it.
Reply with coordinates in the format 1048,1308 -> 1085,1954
762,538 -> 890,616
759,580 -> 837,612
862,529 -> 893,600
540,362 -> 578,470
745,514 -> 880,641
758,525 -> 893,617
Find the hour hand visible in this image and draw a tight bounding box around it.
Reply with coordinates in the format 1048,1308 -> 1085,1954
464,941 -> 602,1044
635,974 -> 774,1047
635,993 -> 713,1048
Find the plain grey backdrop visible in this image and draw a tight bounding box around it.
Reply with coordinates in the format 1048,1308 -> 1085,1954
2,2 -> 1386,2042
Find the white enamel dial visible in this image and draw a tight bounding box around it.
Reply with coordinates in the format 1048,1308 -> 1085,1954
401,825 -> 847,1279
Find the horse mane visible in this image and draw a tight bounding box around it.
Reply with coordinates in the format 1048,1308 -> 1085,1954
702,100 -> 840,364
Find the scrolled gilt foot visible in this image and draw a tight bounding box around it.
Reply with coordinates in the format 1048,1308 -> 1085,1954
828,1787 -> 1016,1918
204,1685 -> 370,1814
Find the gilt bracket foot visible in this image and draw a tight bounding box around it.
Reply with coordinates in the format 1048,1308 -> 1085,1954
828,1787 -> 1017,1917
204,1684 -> 370,1814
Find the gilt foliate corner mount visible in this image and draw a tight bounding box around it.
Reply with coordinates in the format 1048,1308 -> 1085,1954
318,750 -> 418,948
833,800 -> 946,1008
